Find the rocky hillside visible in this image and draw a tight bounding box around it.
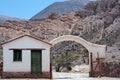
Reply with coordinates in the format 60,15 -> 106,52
0,13 -> 78,43
72,0 -> 120,45
31,0 -> 89,19
0,0 -> 120,57
0,15 -> 23,23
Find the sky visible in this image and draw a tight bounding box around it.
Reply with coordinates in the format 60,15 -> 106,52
0,0 -> 95,19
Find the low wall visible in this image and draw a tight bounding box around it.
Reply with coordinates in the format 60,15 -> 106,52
2,72 -> 51,79
101,60 -> 120,77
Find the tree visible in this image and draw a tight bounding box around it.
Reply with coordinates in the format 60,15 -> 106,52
80,48 -> 89,64
53,53 -> 79,72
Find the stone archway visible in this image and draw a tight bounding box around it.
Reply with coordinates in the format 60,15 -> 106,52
50,35 -> 106,61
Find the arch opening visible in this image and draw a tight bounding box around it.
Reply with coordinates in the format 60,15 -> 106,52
50,41 -> 89,74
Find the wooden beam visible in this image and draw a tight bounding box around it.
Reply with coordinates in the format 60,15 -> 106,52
89,52 -> 93,77
9,48 -> 46,50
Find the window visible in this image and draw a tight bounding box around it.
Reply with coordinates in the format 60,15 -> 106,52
13,50 -> 22,61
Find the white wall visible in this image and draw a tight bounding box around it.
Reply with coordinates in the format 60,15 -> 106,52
42,49 -> 50,72
2,36 -> 51,72
3,50 -> 31,72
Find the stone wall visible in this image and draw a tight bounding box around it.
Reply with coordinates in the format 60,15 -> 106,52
101,61 -> 120,77
2,72 -> 51,79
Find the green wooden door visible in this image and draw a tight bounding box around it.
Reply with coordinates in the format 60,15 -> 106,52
31,50 -> 42,74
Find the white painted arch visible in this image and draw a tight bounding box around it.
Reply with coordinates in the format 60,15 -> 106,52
50,35 -> 106,61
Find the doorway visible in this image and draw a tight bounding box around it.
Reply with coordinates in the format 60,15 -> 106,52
31,50 -> 42,74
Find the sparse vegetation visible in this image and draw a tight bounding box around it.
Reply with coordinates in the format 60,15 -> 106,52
52,47 -> 89,72
53,53 -> 79,72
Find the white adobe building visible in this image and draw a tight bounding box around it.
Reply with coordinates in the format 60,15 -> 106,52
1,34 -> 52,78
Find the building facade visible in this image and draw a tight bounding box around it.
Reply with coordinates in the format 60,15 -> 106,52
1,35 -> 52,78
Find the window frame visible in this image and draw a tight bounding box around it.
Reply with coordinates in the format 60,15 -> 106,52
13,49 -> 22,62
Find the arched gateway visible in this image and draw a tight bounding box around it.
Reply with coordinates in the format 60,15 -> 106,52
50,35 -> 106,61
50,35 -> 106,77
